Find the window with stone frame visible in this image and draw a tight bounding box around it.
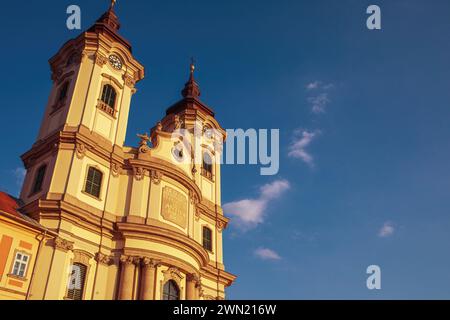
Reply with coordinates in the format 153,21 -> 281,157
84,167 -> 103,198
162,280 -> 180,300
202,226 -> 213,252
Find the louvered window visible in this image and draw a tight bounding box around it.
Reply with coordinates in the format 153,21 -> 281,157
67,263 -> 87,300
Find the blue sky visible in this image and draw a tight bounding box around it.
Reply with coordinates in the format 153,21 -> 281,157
1,0 -> 450,299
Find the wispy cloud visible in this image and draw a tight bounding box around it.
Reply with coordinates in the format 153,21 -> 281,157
378,221 -> 395,238
306,81 -> 334,91
305,80 -> 334,114
13,167 -> 26,188
308,93 -> 330,114
288,129 -> 320,167
223,179 -> 290,230
306,81 -> 321,90
254,247 -> 282,261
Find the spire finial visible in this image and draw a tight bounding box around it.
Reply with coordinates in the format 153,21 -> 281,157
95,0 -> 121,31
190,57 -> 196,75
181,58 -> 201,98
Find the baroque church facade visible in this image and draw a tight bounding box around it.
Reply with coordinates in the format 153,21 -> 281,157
0,3 -> 235,300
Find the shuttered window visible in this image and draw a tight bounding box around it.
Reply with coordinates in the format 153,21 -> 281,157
162,280 -> 180,300
202,226 -> 213,252
67,263 -> 87,300
84,167 -> 102,198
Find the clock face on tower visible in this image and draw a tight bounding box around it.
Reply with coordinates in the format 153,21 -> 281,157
109,55 -> 123,70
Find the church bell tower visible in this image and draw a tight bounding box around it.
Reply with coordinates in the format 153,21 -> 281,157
20,2 -> 144,206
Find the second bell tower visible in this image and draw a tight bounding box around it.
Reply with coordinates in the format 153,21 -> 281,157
20,4 -> 144,210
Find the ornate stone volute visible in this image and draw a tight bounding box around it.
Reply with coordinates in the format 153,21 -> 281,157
133,166 -> 147,181
95,252 -> 112,265
137,132 -> 150,154
187,273 -> 201,288
150,170 -> 162,185
53,237 -> 74,252
120,255 -> 139,265
141,257 -> 161,269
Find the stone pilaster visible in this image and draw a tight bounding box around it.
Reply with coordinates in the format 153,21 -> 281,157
186,273 -> 200,300
139,258 -> 160,300
118,255 -> 138,300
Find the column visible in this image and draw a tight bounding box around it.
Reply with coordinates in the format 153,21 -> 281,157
186,273 -> 200,300
140,258 -> 159,300
118,255 -> 137,300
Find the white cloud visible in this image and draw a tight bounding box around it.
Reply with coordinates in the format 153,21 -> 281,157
288,129 -> 320,167
223,179 -> 290,230
308,93 -> 330,114
378,221 -> 395,238
260,179 -> 290,200
305,81 -> 334,113
306,81 -> 334,91
13,167 -> 26,188
306,81 -> 321,90
254,247 -> 282,260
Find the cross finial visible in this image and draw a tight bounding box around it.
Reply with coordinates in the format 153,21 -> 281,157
110,0 -> 117,10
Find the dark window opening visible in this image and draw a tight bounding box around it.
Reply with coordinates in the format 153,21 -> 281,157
202,152 -> 213,179
162,280 -> 180,300
202,226 -> 213,252
31,165 -> 47,194
84,167 -> 103,198
100,84 -> 117,109
58,82 -> 69,102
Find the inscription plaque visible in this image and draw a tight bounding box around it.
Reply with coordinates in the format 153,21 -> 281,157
161,186 -> 187,228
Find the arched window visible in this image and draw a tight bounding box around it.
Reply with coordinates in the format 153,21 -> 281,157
202,226 -> 213,252
202,152 -> 213,179
100,84 -> 117,109
67,263 -> 87,300
58,82 -> 69,102
31,165 -> 47,195
162,280 -> 180,300
84,167 -> 103,198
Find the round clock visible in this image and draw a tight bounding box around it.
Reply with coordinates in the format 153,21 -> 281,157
109,55 -> 123,70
